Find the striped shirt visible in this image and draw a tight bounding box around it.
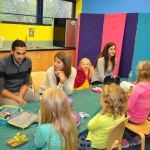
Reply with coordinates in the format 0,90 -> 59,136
0,54 -> 32,93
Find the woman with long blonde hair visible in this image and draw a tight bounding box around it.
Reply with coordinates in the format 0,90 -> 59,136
35,88 -> 78,150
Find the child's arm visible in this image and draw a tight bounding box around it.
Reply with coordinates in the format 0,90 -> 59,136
35,124 -> 47,148
87,113 -> 102,131
127,85 -> 140,110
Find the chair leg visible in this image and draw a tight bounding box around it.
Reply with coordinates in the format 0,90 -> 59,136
138,133 -> 145,150
117,144 -> 122,150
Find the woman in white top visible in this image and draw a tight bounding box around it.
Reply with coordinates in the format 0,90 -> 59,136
91,42 -> 117,85
39,51 -> 76,95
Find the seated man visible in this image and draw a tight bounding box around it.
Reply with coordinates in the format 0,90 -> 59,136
0,39 -> 40,106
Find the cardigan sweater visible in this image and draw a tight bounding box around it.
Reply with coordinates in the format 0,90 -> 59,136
38,66 -> 76,95
91,57 -> 117,83
0,54 -> 31,93
35,121 -> 64,150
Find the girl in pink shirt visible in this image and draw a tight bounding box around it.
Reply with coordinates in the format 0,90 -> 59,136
122,61 -> 150,148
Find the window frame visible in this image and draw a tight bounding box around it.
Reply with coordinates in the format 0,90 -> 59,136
0,0 -> 76,25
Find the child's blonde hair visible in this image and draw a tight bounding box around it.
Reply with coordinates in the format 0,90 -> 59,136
40,88 -> 77,150
79,58 -> 92,67
137,61 -> 150,82
101,83 -> 127,119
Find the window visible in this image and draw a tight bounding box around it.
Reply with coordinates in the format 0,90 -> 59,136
0,0 -> 75,25
43,0 -> 73,25
1,0 -> 37,24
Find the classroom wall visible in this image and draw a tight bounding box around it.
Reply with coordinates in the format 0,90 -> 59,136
0,24 -> 53,48
75,0 -> 82,18
79,0 -> 150,81
82,0 -> 150,13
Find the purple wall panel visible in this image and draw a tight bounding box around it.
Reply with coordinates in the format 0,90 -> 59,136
77,13 -> 104,66
118,13 -> 138,78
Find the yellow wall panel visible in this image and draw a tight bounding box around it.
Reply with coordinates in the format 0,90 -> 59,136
76,0 -> 82,18
0,24 -> 53,41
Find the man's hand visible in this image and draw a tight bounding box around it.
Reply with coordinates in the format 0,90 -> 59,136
17,97 -> 27,105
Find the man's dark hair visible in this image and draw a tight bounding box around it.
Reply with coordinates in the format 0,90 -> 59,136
11,40 -> 26,51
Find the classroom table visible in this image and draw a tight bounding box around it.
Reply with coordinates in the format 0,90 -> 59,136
0,86 -> 101,150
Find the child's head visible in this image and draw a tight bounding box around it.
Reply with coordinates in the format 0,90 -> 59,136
137,61 -> 150,82
40,88 -> 69,123
100,83 -> 127,119
79,58 -> 91,70
40,88 -> 77,150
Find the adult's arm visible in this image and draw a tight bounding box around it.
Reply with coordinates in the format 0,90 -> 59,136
108,58 -> 117,75
46,68 -> 58,88
46,67 -> 77,95
97,57 -> 105,82
19,59 -> 32,98
18,85 -> 28,98
63,67 -> 77,95
0,89 -> 27,105
23,58 -> 32,86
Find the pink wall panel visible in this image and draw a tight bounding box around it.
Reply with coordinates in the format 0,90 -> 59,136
75,14 -> 81,67
101,13 -> 127,75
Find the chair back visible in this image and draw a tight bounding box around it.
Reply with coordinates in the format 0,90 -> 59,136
106,116 -> 130,150
31,72 -> 46,93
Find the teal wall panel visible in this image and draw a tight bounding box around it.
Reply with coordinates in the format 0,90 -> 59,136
132,13 -> 150,81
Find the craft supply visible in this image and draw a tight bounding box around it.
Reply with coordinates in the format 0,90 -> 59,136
79,112 -> 89,118
7,137 -> 28,148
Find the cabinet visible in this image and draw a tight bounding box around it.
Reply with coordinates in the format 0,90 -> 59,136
26,49 -> 75,72
0,52 -> 10,58
0,49 -> 76,72
26,50 -> 50,72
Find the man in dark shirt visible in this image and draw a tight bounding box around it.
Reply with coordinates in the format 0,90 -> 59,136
0,40 -> 40,106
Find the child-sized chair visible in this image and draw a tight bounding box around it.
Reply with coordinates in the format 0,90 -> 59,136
31,72 -> 46,93
106,116 -> 130,150
126,120 -> 150,150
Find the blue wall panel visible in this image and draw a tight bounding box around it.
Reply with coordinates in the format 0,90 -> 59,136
131,13 -> 150,81
82,0 -> 150,14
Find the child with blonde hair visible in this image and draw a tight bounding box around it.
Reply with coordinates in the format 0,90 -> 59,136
74,58 -> 91,90
78,83 -> 127,150
35,88 -> 78,150
121,61 -> 150,148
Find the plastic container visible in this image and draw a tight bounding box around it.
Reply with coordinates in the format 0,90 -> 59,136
128,71 -> 132,82
68,97 -> 73,110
